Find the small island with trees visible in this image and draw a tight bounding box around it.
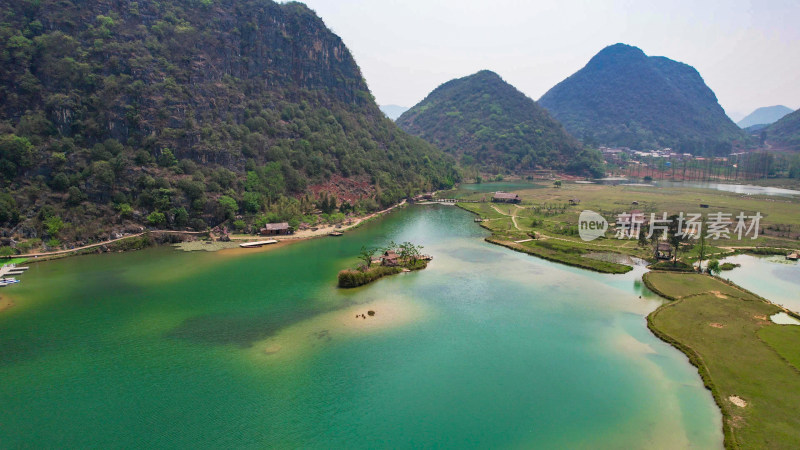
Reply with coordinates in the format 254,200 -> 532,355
338,241 -> 430,288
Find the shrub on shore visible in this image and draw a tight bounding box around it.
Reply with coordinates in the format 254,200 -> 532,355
338,266 -> 402,288
338,259 -> 428,288
649,260 -> 694,272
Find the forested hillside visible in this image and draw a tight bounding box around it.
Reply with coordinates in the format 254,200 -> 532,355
0,0 -> 459,250
397,71 -> 603,176
765,109 -> 800,151
539,44 -> 743,154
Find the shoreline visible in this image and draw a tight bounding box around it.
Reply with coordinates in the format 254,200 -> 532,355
0,200 -> 409,265
459,187 -> 798,448
644,271 -> 800,448
5,194 -> 797,446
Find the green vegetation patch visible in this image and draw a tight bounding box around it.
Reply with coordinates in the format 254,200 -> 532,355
649,286 -> 800,448
648,261 -> 695,272
397,70 -> 602,176
643,272 -> 746,299
338,266 -> 403,288
758,325 -> 800,372
0,0 -> 459,250
488,237 -> 632,274
1,257 -> 28,265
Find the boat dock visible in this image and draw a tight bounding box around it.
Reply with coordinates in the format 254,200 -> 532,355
239,240 -> 278,248
0,264 -> 28,286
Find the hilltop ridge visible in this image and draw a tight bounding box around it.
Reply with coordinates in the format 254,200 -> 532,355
539,43 -> 743,153
397,70 -> 602,176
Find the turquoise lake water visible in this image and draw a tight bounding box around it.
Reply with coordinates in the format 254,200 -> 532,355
0,205 -> 722,448
719,254 -> 800,313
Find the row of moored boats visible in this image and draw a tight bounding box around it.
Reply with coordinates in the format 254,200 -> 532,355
0,278 -> 20,287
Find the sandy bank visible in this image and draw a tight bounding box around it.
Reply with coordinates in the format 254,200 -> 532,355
252,295 -> 426,361
218,201 -> 407,258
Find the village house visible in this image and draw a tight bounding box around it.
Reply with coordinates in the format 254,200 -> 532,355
655,242 -> 673,260
260,222 -> 292,236
492,192 -> 521,204
381,250 -> 400,266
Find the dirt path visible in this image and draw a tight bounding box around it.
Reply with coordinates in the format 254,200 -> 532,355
4,201 -> 409,261
283,200 -> 407,240
490,204 -> 521,230
2,230 -> 203,259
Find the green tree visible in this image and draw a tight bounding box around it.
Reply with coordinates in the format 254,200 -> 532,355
147,211 -> 166,226
667,214 -> 693,266
707,259 -> 721,276
216,195 -> 238,221
44,215 -> 64,237
358,245 -> 377,270
0,134 -> 34,177
118,203 -> 134,218
172,207 -> 189,227
0,193 -> 19,224
158,148 -> 177,167
67,186 -> 85,205
553,180 -> 562,188
399,241 -> 424,265
637,226 -> 648,247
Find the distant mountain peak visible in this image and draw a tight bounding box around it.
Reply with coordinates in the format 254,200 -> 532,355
588,43 -> 648,65
539,44 -> 742,152
737,105 -> 794,129
471,69 -> 503,79
397,71 -> 604,176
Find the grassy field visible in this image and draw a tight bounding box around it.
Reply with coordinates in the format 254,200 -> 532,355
486,237 -> 633,273
758,326 -> 800,371
1,258 -> 28,265
454,181 -> 800,272
644,272 -> 745,299
646,272 -> 800,449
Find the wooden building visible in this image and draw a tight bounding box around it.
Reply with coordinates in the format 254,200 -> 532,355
381,250 -> 400,266
492,192 -> 521,203
260,222 -> 292,236
655,242 -> 673,260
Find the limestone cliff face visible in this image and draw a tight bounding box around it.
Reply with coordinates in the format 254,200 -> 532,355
1,0 -> 371,158
0,0 -> 457,240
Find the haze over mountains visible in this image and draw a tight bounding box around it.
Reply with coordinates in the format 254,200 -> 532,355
379,105 -> 409,121
539,44 -> 743,154
737,105 -> 794,129
0,0 -> 458,241
397,70 -> 603,176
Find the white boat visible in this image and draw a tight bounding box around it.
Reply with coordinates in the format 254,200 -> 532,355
239,239 -> 278,248
0,278 -> 20,287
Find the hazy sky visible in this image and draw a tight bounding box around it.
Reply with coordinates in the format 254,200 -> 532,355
300,0 -> 800,119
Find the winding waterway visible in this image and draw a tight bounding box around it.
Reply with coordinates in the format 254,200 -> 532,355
718,254 -> 800,314
0,205 -> 722,448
